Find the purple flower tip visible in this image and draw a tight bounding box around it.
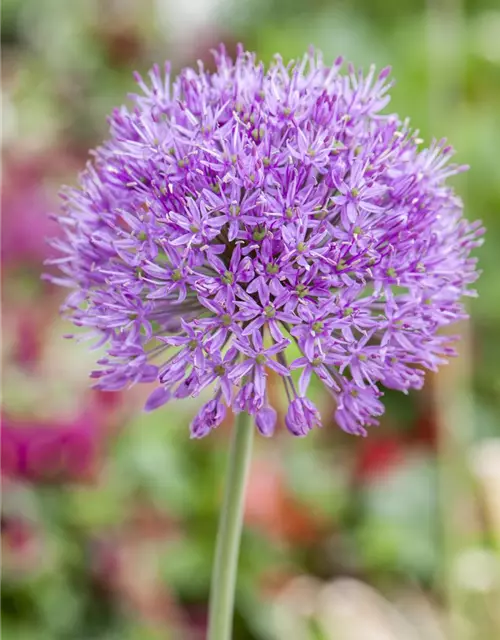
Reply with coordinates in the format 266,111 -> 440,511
190,398 -> 226,439
285,397 -> 321,437
47,45 -> 483,438
378,66 -> 391,80
255,406 -> 277,437
145,386 -> 171,412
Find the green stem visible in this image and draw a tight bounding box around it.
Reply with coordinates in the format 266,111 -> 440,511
207,411 -> 254,640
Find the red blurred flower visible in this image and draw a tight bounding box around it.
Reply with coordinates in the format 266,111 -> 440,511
411,411 -> 439,449
354,436 -> 405,482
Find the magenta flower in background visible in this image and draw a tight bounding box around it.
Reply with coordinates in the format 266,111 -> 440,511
48,46 -> 483,438
0,388 -> 123,484
1,413 -> 102,483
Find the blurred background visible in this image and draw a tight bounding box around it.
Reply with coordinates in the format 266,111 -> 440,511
2,1 -> 500,638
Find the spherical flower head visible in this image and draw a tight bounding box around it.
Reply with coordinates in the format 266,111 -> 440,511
48,45 -> 484,438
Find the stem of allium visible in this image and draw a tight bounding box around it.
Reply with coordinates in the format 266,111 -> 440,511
207,411 -> 254,640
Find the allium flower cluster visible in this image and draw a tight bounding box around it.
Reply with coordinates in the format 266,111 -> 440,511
48,46 -> 483,438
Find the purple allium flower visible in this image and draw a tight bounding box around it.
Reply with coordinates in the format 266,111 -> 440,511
47,46 -> 484,438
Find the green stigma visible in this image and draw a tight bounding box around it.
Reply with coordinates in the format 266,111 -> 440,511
253,227 -> 267,241
266,263 -> 279,274
296,285 -> 309,298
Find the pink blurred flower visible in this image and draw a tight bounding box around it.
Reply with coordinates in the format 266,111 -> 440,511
91,502 -> 184,633
1,514 -> 46,578
1,153 -> 60,269
2,413 -> 100,482
245,457 -> 327,544
1,391 -> 123,484
2,300 -> 57,369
